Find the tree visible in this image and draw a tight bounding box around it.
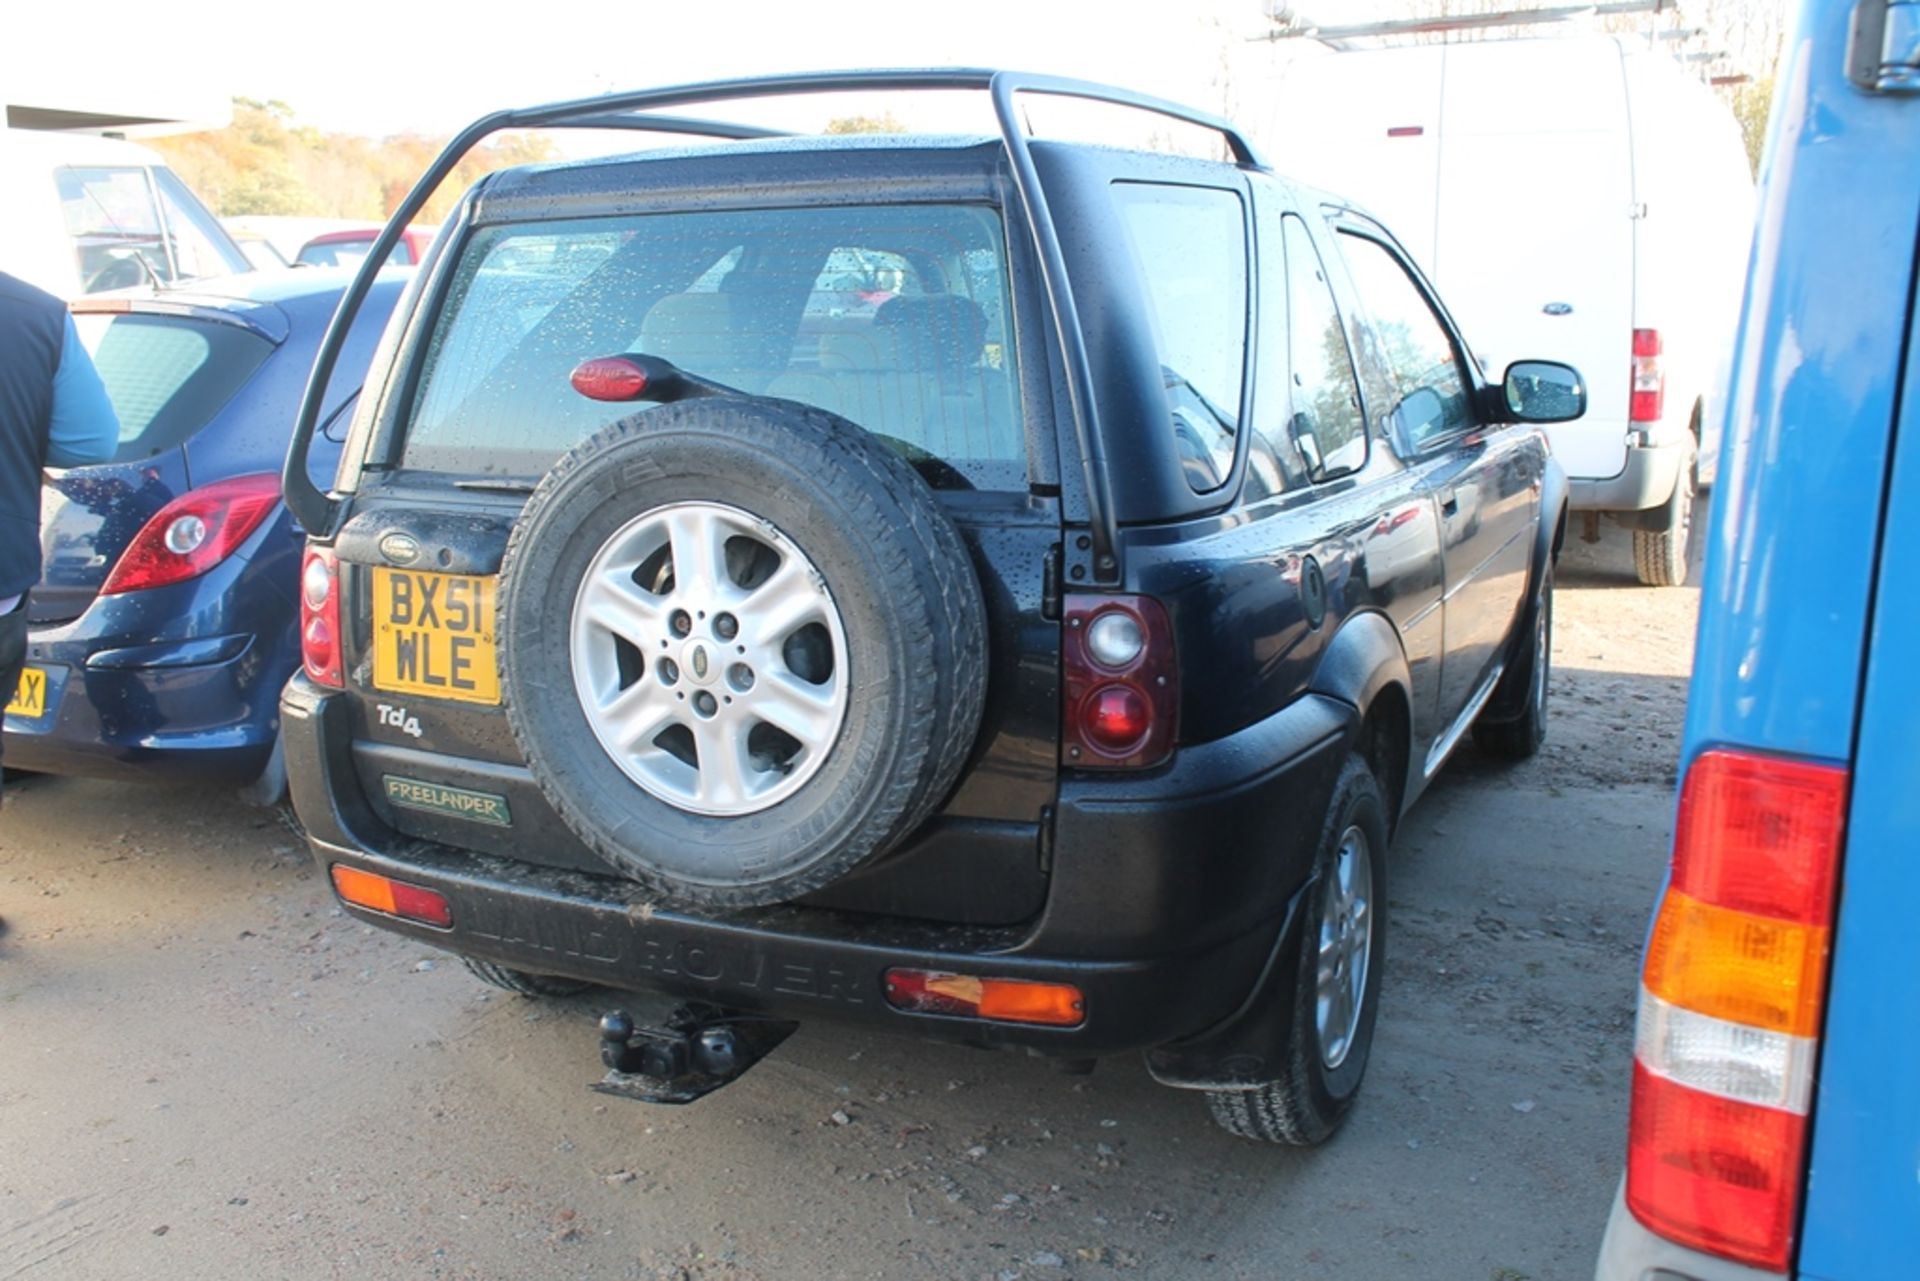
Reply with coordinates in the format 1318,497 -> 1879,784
824,111 -> 906,134
149,99 -> 558,221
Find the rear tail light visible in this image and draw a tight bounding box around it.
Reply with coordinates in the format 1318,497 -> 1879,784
301,546 -> 344,688
883,969 -> 1085,1027
330,864 -> 452,928
98,473 -> 282,595
1062,594 -> 1176,768
1625,748 -> 1849,1271
1630,328 -> 1665,424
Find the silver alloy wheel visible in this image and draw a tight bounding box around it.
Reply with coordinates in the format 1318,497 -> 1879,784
569,500 -> 849,817
1316,825 -> 1375,1071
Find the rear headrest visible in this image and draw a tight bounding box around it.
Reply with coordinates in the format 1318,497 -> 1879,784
874,296 -> 987,375
639,292 -> 741,367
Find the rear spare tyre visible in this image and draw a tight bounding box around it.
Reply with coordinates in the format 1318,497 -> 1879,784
497,399 -> 987,908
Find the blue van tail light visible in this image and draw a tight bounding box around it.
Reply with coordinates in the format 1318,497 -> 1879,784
1062,594 -> 1176,769
301,547 -> 344,688
1625,748 -> 1849,1272
98,473 -> 282,595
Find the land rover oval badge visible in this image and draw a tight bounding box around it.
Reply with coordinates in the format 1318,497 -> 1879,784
380,532 -> 421,565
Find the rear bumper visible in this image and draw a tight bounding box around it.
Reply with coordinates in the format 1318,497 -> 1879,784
4,629 -> 280,782
283,673 -> 1356,1057
1594,1181 -> 1786,1281
1569,438 -> 1688,514
2,540 -> 297,784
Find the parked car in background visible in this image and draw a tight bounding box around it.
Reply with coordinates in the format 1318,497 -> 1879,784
279,71 -> 1579,1142
1594,0 -> 1920,1276
0,128 -> 254,297
296,224 -> 437,269
230,229 -> 291,270
3,270 -> 409,802
1263,31 -> 1753,586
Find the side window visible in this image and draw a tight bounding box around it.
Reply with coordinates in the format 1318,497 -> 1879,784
57,167 -> 167,293
1337,232 -> 1475,450
1278,216 -> 1368,481
151,169 -> 248,280
1111,182 -> 1248,493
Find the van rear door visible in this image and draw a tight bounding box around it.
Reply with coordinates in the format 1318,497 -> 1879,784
1429,39 -> 1634,482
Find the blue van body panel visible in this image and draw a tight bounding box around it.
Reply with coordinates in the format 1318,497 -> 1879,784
1798,297 -> 1920,1278
1599,2 -> 1920,1277
1680,4 -> 1920,773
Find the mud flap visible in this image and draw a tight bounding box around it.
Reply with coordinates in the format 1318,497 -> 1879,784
1143,884 -> 1309,1090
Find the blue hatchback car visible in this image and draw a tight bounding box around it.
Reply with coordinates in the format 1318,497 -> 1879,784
3,271 -> 407,802
1596,1 -> 1920,1277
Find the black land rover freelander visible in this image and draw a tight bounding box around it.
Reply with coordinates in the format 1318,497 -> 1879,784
280,71 -> 1578,1143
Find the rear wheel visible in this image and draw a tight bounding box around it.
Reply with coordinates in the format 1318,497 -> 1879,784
1207,755 -> 1388,1145
1633,455 -> 1695,587
462,958 -> 592,998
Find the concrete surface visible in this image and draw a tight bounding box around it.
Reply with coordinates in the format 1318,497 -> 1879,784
0,521 -> 1699,1281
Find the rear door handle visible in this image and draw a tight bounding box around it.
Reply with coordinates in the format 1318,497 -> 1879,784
1439,488 -> 1460,517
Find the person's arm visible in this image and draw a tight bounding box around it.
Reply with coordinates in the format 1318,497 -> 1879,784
44,314 -> 120,467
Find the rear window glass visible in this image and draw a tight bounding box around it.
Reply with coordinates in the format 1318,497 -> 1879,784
71,314 -> 273,462
403,205 -> 1025,489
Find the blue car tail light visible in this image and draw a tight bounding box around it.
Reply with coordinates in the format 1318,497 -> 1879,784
98,473 -> 282,596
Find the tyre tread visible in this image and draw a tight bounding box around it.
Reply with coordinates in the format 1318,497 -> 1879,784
496,398 -> 987,909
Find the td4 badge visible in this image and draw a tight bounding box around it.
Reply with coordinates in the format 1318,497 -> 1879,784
376,703 -> 424,738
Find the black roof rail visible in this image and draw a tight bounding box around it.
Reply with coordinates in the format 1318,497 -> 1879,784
285,69 -> 1266,583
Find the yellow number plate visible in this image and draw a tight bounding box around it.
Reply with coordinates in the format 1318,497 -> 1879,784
370,568 -> 500,705
6,665 -> 48,718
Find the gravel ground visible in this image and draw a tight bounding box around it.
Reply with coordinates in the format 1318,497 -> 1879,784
0,517 -> 1700,1281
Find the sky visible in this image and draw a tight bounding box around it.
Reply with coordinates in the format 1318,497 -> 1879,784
4,0 -> 1346,140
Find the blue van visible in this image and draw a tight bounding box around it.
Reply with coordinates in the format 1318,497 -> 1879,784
1594,1 -> 1920,1277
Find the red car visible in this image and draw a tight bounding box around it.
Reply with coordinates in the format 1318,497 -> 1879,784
296,225 -> 437,269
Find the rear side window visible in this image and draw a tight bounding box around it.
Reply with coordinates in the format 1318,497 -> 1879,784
1337,233 -> 1474,450
403,205 -> 1025,489
1277,216 -> 1368,480
70,314 -> 273,462
1110,182 -> 1248,493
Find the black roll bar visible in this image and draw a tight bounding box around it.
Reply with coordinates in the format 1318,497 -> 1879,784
282,69 -> 1267,584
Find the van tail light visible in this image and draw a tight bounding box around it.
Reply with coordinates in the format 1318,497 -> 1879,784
1630,328 -> 1665,424
98,473 -> 282,595
301,546 -> 344,688
1625,749 -> 1849,1272
1062,594 -> 1176,769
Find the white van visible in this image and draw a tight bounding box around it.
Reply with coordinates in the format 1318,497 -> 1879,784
0,129 -> 252,299
1261,35 -> 1754,585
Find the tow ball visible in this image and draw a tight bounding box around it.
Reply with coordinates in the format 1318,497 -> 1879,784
592,1003 -> 798,1105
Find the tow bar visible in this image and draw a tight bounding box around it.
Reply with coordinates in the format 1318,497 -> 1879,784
592,1004 -> 798,1105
